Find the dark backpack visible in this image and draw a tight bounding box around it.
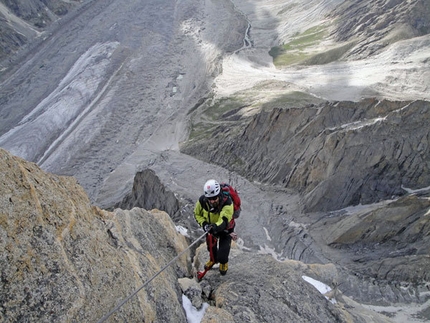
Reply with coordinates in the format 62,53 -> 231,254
220,183 -> 241,219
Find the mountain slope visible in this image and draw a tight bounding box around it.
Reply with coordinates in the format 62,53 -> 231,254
0,0 -> 430,322
1,147 -> 400,322
182,97 -> 430,212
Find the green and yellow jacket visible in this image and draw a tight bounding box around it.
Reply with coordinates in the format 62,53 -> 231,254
194,195 -> 234,233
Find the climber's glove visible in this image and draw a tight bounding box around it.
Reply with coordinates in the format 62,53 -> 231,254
204,224 -> 216,234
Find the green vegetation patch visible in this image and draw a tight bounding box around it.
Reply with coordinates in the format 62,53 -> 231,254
186,96 -> 247,141
185,85 -> 324,145
283,25 -> 328,50
205,97 -> 245,120
269,25 -> 329,67
301,42 -> 356,65
187,122 -> 217,141
261,91 -> 325,111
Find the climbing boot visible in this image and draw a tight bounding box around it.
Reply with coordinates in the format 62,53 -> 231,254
204,260 -> 215,270
219,263 -> 228,275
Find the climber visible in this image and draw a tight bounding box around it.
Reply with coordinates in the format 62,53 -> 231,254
194,179 -> 234,276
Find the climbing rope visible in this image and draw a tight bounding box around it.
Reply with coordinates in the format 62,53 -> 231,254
97,231 -> 207,323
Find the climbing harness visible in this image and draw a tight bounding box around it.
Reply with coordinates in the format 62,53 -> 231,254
96,231 -> 207,323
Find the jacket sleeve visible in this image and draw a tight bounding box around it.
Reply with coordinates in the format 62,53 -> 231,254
215,203 -> 234,231
194,200 -> 206,227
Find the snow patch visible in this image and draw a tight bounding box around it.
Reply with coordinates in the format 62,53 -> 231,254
302,276 -> 336,304
263,227 -> 272,241
182,294 -> 209,323
176,225 -> 189,237
258,244 -> 283,261
401,185 -> 430,194
235,237 -> 251,251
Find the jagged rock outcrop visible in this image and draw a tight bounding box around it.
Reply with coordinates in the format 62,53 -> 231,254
182,97 -> 430,213
190,244 -> 395,323
114,168 -> 201,234
115,169 -> 181,218
305,193 -> 430,304
330,0 -> 430,59
1,145 -> 407,323
0,148 -> 191,322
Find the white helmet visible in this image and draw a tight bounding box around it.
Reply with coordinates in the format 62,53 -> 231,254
204,179 -> 220,197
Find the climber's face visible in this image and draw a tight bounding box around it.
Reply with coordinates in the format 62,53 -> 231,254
208,195 -> 219,207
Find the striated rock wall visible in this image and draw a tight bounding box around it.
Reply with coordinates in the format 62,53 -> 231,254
182,98 -> 430,212
330,0 -> 430,59
0,148 -> 191,322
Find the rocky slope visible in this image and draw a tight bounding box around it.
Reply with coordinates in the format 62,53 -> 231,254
191,249 -> 396,323
0,148 -> 192,322
1,147 -> 401,322
1,0 -> 430,322
0,0 -> 83,63
0,0 -> 248,204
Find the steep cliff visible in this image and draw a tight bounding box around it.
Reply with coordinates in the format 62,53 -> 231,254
1,148 -> 402,323
182,95 -> 430,212
0,148 -> 191,322
0,150 -> 400,322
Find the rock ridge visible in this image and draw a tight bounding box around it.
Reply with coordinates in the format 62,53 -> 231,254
182,97 -> 430,212
0,148 -> 191,322
1,146 -> 410,323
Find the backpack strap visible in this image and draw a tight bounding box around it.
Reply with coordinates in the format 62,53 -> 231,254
199,195 -> 210,211
199,194 -> 235,232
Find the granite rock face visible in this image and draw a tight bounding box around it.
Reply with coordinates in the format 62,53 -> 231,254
192,244 -> 395,323
0,148 -> 191,322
